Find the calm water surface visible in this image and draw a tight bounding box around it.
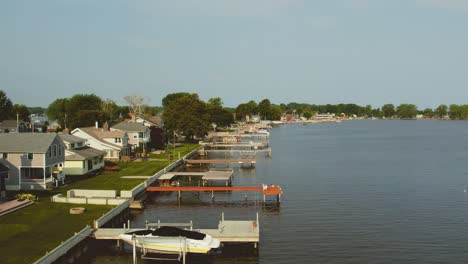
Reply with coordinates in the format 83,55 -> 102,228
91,120 -> 468,263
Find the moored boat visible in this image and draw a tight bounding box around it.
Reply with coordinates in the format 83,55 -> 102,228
119,226 -> 221,254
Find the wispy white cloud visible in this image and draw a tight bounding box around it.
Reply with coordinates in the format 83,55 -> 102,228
138,0 -> 303,17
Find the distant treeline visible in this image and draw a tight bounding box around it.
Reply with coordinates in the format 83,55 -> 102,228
3,89 -> 468,136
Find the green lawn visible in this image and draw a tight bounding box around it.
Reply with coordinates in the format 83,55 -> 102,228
148,143 -> 200,160
0,198 -> 113,264
0,143 -> 201,264
60,160 -> 171,191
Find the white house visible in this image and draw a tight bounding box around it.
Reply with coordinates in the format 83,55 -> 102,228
71,124 -> 131,161
59,134 -> 106,175
0,133 -> 66,190
111,122 -> 150,149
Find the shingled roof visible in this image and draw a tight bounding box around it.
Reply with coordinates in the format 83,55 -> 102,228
0,133 -> 60,153
112,122 -> 147,132
66,147 -> 106,161
59,134 -> 86,144
74,127 -> 126,149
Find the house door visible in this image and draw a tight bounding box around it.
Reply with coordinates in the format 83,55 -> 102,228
88,160 -> 93,171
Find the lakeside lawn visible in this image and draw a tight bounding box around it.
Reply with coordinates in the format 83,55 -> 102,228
148,143 -> 200,160
0,198 -> 113,264
0,143 -> 201,264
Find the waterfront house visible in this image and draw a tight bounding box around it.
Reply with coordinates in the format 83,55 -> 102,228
128,115 -> 165,149
0,133 -> 66,190
111,121 -> 150,149
0,162 -> 8,197
71,124 -> 131,161
0,120 -> 28,133
59,134 -> 106,175
47,121 -> 62,132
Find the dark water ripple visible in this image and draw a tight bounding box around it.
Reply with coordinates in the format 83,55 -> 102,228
92,120 -> 468,264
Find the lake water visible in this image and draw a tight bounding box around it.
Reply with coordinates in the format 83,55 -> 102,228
91,120 -> 468,263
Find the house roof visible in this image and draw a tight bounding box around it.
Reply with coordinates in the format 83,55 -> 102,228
66,146 -> 106,161
0,120 -> 25,128
59,134 -> 85,144
74,127 -> 126,150
0,162 -> 9,173
0,133 -> 60,153
140,116 -> 163,127
112,122 -> 147,132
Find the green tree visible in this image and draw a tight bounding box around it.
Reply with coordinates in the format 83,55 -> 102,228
422,108 -> 434,118
162,93 -> 209,140
0,90 -> 14,121
396,104 -> 418,119
100,99 -> 118,122
449,104 -> 460,119
434,104 -> 448,118
258,99 -> 271,120
371,108 -> 382,118
382,104 -> 396,118
303,111 -> 313,119
13,104 -> 30,121
162,92 -> 194,108
46,98 -> 70,126
207,97 -> 223,108
269,105 -> 283,120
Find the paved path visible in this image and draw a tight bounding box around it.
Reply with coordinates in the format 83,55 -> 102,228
0,199 -> 33,217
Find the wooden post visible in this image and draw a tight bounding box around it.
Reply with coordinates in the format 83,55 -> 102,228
132,234 -> 137,264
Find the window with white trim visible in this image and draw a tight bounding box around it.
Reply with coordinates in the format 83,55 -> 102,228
27,153 -> 34,160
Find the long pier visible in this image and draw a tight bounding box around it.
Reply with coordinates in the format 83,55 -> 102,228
146,185 -> 282,202
185,158 -> 256,164
94,213 -> 260,244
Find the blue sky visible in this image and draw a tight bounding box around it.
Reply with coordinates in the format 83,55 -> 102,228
1,0 -> 467,108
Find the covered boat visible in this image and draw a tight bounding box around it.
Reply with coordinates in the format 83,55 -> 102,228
119,226 -> 221,254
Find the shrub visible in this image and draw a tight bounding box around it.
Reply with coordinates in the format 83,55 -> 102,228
15,193 -> 38,201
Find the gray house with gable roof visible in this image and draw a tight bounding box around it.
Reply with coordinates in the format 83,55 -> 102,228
0,133 -> 66,190
59,134 -> 106,175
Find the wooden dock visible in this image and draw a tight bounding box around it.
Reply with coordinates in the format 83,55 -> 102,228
185,158 -> 256,164
146,185 -> 283,202
93,214 -> 260,244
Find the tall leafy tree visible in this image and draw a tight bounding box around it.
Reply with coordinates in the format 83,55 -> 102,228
258,99 -> 271,120
206,97 -> 233,127
162,92 -> 194,108
162,93 -> 209,140
382,104 -> 396,118
434,104 -> 448,118
396,104 -> 418,119
13,104 -> 30,121
0,90 -> 14,121
46,98 -> 70,125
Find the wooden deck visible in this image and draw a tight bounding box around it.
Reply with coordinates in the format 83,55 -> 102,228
94,216 -> 259,243
185,158 -> 256,164
146,185 -> 282,196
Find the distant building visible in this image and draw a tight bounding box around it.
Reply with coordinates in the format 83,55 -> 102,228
0,133 -> 66,190
313,113 -> 336,120
0,120 -> 28,133
59,134 -> 106,175
111,121 -> 150,149
128,116 -> 165,149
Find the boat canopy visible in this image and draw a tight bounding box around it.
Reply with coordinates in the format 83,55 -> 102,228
125,226 -> 206,240
152,226 -> 206,240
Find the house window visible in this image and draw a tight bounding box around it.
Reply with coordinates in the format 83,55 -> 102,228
99,155 -> 103,163
48,147 -> 52,158
115,138 -> 121,143
52,145 -> 57,157
3,172 -> 8,180
58,146 -> 62,156
2,153 -> 7,159
138,132 -> 144,138
27,153 -> 34,160
70,143 -> 75,149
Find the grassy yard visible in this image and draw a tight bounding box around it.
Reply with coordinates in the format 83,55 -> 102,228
0,144 -> 201,264
148,143 -> 200,160
0,198 -> 113,264
60,160 -> 171,191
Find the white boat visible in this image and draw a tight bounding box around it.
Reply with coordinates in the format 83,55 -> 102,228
256,128 -> 270,136
119,226 -> 221,254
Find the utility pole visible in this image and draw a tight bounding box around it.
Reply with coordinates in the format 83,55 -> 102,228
173,131 -> 176,160
16,113 -> 19,133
